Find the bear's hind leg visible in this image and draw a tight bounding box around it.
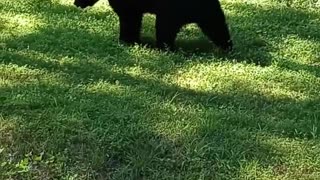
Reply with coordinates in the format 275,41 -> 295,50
118,13 -> 143,45
155,15 -> 182,51
197,11 -> 232,51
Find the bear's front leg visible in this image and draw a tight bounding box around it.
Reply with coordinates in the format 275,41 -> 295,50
118,13 -> 143,45
155,14 -> 182,51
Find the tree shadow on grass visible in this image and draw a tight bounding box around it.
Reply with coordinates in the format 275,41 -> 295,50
230,2 -> 320,43
2,50 -> 320,178
1,0 -> 320,179
0,83 -> 279,179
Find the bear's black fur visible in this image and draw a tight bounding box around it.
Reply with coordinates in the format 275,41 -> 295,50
74,0 -> 233,51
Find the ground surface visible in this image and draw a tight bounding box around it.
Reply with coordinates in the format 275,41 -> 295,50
0,0 -> 320,179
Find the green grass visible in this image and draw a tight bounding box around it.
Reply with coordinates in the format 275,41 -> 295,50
0,0 -> 320,179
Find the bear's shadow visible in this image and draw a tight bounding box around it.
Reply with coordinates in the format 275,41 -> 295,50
140,35 -> 218,52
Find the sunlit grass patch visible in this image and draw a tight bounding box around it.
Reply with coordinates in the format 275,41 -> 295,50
171,62 -> 319,100
275,36 -> 320,64
0,13 -> 44,41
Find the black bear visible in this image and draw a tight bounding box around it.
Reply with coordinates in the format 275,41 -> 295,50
74,0 -> 233,51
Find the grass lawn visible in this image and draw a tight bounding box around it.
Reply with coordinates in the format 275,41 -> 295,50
1,0 -> 320,179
